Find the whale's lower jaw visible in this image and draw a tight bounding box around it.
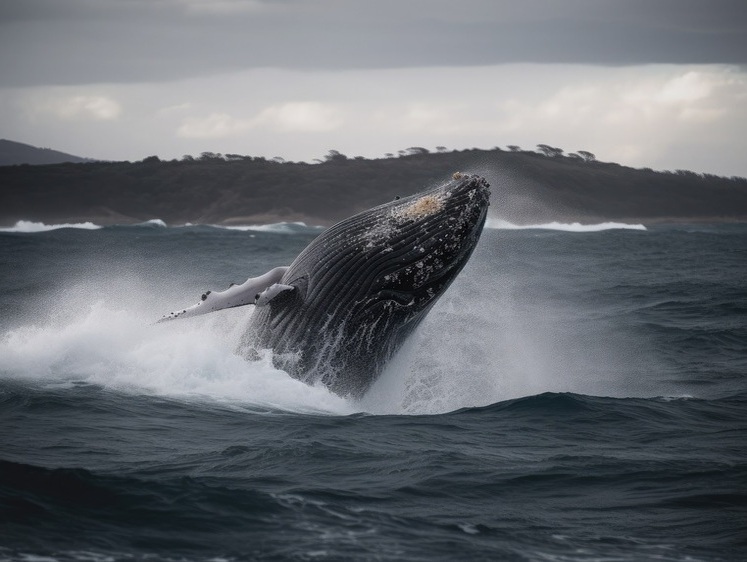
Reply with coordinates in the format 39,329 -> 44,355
245,174 -> 491,398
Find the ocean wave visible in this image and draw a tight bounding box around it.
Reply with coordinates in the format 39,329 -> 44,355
485,218 -> 646,232
0,295 -> 352,416
0,220 -> 102,233
220,221 -> 323,234
0,219 -> 325,234
134,219 -> 168,228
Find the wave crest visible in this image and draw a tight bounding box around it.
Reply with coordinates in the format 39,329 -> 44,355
0,220 -> 102,233
135,219 -> 167,228
221,222 -> 322,234
0,290 -> 352,415
485,218 -> 646,232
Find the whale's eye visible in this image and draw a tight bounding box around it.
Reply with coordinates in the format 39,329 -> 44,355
378,290 -> 414,307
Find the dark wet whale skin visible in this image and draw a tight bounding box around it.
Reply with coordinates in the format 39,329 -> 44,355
245,174 -> 491,398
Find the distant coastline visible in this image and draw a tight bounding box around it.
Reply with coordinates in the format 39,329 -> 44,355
0,139 -> 93,166
2,145 -> 746,227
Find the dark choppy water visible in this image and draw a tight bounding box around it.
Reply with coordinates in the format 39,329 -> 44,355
1,218 -> 746,561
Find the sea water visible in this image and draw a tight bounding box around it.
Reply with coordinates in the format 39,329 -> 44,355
1,218 -> 745,561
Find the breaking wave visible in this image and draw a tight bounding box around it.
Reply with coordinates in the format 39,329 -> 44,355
135,219 -> 168,228
0,220 -> 102,233
221,222 -> 323,234
485,218 -> 646,232
0,219 -> 322,234
0,295 -> 352,416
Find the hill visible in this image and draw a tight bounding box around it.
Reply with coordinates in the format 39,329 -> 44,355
1,148 -> 746,226
0,139 -> 93,166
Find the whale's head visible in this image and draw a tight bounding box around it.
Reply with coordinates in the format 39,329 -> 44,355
354,172 -> 491,320
254,173 -> 490,397
285,173 -> 490,319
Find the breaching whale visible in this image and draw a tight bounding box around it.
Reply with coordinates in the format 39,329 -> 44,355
161,173 -> 490,398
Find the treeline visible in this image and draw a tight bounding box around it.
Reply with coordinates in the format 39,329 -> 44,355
2,147 -> 747,226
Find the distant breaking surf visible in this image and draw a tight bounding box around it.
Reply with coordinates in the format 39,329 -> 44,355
0,218 -> 647,234
0,220 -> 102,233
0,219 -> 323,234
485,218 -> 646,232
220,222 -> 323,234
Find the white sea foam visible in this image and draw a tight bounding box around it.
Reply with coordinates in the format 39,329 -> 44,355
485,218 -> 646,231
0,276 -> 352,416
361,250 -> 661,415
0,261 -> 653,417
0,220 -> 102,233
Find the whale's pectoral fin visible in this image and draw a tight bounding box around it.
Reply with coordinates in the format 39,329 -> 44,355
255,284 -> 295,307
158,266 -> 289,322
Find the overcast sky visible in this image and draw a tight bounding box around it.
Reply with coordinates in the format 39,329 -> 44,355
1,0 -> 746,176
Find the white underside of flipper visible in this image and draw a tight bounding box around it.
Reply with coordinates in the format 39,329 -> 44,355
158,266 -> 291,322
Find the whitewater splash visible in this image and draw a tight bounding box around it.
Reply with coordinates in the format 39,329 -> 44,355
0,219 -> 659,416
485,218 -> 646,232
0,269 -> 513,416
0,259 -> 656,417
0,277 -> 352,416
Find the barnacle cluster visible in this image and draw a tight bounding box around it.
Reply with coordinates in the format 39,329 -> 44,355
393,194 -> 444,221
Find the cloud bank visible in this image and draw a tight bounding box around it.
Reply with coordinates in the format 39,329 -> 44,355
0,0 -> 745,176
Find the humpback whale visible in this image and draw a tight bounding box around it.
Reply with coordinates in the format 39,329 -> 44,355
161,173 -> 490,398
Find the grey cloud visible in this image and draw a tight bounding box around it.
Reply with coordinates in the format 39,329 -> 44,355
1,0 -> 745,86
